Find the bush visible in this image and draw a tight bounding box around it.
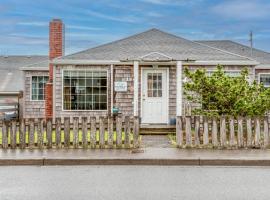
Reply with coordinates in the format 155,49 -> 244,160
184,65 -> 270,117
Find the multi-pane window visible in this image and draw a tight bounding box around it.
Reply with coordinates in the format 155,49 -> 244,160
31,76 -> 48,100
63,70 -> 107,110
147,73 -> 162,97
207,71 -> 241,77
259,74 -> 270,87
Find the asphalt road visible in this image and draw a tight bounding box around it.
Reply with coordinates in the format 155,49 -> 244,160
0,166 -> 269,200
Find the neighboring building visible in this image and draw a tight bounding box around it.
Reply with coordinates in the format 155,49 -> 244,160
21,19 -> 260,124
0,55 -> 48,118
196,40 -> 270,87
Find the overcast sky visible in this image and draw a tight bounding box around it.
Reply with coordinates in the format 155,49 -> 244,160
0,0 -> 270,55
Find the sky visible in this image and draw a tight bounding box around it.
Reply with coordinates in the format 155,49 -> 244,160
0,0 -> 270,55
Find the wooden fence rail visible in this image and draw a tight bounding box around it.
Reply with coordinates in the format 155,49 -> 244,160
0,116 -> 140,149
176,116 -> 270,149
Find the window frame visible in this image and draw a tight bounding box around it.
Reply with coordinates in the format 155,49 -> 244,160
30,75 -> 49,101
61,68 -> 109,112
258,73 -> 270,88
206,70 -> 242,77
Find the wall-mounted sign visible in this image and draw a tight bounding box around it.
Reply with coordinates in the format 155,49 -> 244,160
114,82 -> 127,92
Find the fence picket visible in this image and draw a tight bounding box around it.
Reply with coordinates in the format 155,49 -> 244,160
55,118 -> 61,148
2,121 -> 8,149
193,116 -> 200,146
19,119 -> 25,149
203,116 -> 209,145
255,117 -> 261,147
73,117 -> 79,148
185,116 -> 192,146
108,116 -> 114,148
90,117 -> 96,148
29,119 -> 35,149
116,116 -> 123,148
237,117 -> 244,147
133,116 -> 140,148
46,119 -> 52,148
220,116 -> 226,147
212,117 -> 218,147
99,117 -> 105,148
11,120 -> 17,149
37,119 -> 44,149
64,118 -> 70,147
124,116 -> 130,148
264,116 -> 269,148
246,117 -> 253,147
82,117 -> 88,148
176,116 -> 183,146
229,116 -> 235,147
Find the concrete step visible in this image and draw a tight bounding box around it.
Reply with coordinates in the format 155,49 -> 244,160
140,128 -> 176,135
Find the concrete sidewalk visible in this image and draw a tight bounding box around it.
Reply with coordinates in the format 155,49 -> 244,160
1,148 -> 270,166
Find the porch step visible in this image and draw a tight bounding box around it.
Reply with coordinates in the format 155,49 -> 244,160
139,128 -> 176,135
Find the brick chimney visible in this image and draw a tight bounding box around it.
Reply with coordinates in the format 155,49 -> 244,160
45,19 -> 64,119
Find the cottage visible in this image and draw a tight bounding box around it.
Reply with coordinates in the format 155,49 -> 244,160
21,19 -> 262,124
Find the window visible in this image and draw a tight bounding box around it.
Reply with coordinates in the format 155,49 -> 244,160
147,73 -> 162,97
259,73 -> 270,87
31,76 -> 48,100
63,70 -> 107,110
207,70 -> 241,77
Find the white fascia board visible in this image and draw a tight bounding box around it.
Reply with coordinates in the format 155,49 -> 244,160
185,60 -> 259,66
20,67 -> 49,71
255,65 -> 270,69
52,59 -> 124,65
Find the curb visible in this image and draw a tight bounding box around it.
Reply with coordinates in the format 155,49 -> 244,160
1,158 -> 270,166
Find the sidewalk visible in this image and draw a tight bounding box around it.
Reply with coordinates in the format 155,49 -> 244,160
1,147 -> 270,166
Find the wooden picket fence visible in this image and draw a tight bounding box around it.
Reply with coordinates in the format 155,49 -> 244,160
0,116 -> 140,149
176,116 -> 270,149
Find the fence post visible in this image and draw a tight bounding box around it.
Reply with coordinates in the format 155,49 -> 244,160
99,117 -> 105,148
10,120 -> 17,149
212,117 -> 218,147
254,117 -> 261,147
2,121 -> 8,149
220,116 -> 226,147
264,116 -> 269,148
19,119 -> 26,149
124,116 -> 130,148
116,116 -> 123,148
237,117 -> 244,147
73,117 -> 79,148
90,117 -> 96,148
29,119 -> 35,149
229,116 -> 235,147
37,119 -> 44,149
55,118 -> 61,148
185,116 -> 192,146
176,116 -> 183,146
82,117 -> 88,148
203,116 -> 209,146
193,116 -> 200,146
46,118 -> 52,148
246,117 -> 253,147
133,116 -> 140,148
64,117 -> 70,147
108,116 -> 114,148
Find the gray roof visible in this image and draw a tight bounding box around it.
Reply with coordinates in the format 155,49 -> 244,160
0,55 -> 48,92
62,29 -> 253,62
196,40 -> 270,65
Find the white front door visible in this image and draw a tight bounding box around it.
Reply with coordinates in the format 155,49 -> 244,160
141,68 -> 168,124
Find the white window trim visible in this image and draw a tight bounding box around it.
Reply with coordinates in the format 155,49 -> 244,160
61,68 -> 109,112
30,75 -> 49,102
206,69 -> 242,77
258,73 -> 270,87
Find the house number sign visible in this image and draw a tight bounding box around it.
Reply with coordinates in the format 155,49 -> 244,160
114,82 -> 127,92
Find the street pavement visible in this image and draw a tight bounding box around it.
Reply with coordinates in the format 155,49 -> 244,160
0,165 -> 269,200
